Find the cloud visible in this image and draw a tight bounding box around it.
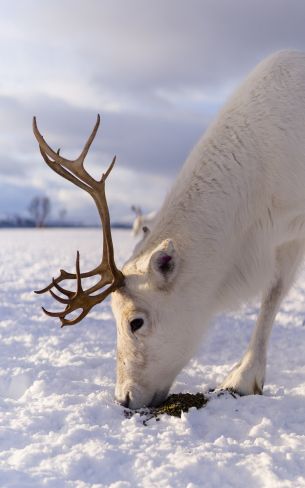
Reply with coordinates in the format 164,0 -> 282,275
1,0 -> 305,222
4,1 -> 305,106
7,0 -> 303,93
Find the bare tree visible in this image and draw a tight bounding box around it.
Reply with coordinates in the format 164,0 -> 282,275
28,196 -> 51,227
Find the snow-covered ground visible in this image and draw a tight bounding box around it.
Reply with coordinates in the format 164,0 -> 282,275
0,228 -> 304,488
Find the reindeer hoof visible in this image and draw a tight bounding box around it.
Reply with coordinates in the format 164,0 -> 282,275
220,360 -> 265,396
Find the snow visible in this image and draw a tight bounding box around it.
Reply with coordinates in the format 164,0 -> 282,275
0,228 -> 304,488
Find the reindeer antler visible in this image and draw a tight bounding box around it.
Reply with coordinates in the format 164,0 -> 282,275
33,115 -> 124,327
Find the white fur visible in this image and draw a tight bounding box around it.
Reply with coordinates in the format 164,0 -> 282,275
131,206 -> 157,236
112,50 -> 305,409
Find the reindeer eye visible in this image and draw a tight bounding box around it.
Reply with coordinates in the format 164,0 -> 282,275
130,318 -> 144,333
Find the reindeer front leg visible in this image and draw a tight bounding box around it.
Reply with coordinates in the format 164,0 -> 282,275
220,239 -> 305,395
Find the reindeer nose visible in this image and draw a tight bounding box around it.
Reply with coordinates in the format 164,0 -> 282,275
117,392 -> 130,408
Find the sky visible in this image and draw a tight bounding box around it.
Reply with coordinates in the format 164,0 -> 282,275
1,0 -> 305,224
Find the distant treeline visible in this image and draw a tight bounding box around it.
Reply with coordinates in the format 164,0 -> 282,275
0,217 -> 132,229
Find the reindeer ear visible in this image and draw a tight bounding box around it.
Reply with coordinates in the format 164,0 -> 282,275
149,239 -> 178,288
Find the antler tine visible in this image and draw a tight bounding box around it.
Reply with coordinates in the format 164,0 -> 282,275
60,309 -> 90,327
102,155 -> 116,181
33,116 -> 100,193
42,306 -> 67,318
33,115 -> 100,170
75,251 -> 83,294
49,289 -> 71,304
35,277 -> 74,297
33,116 -> 73,166
76,114 -> 100,166
38,145 -> 93,195
52,279 -> 75,297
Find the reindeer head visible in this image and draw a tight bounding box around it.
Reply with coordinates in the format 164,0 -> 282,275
33,117 -> 199,409
111,228 -> 211,408
112,238 -> 179,408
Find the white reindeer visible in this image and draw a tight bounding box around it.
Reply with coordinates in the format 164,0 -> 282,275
131,205 -> 157,236
34,50 -> 305,409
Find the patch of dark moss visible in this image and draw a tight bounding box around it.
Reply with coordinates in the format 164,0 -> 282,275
154,392 -> 208,417
124,392 -> 209,424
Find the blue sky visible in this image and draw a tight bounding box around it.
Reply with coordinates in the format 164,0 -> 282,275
1,0 -> 305,223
